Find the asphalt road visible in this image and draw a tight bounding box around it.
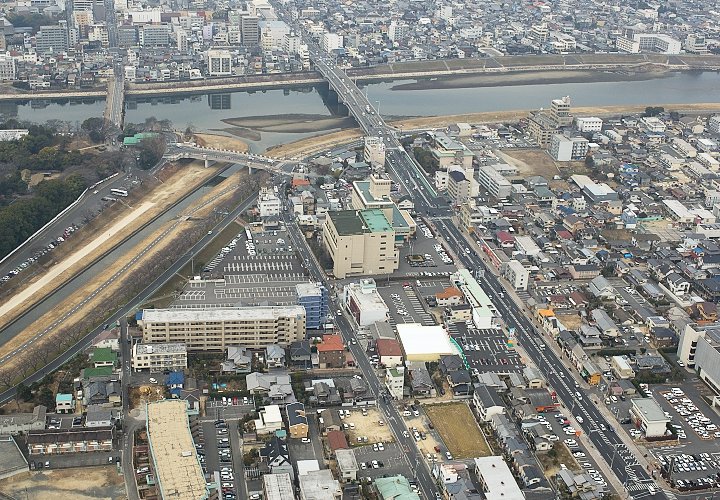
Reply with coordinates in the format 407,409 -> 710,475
434,218 -> 667,500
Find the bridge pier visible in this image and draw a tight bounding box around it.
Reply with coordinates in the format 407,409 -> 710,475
248,164 -> 253,174
205,157 -> 209,168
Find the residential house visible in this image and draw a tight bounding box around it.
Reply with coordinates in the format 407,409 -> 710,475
289,341 -> 312,367
260,434 -> 294,478
376,338 -> 403,367
286,402 -> 308,439
222,346 -> 252,373
265,345 -> 286,368
473,383 -> 505,422
316,335 -> 345,369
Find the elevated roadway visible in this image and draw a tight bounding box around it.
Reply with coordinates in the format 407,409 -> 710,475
164,143 -> 298,174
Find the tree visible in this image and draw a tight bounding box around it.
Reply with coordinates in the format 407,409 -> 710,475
81,117 -> 108,143
315,176 -> 326,188
16,383 -> 32,402
136,136 -> 166,169
643,106 -> 664,117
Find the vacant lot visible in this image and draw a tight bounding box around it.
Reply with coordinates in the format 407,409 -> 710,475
345,408 -> 395,445
0,466 -> 125,500
424,403 -> 491,459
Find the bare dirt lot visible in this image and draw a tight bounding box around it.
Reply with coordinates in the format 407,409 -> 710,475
0,466 -> 125,500
264,129 -> 363,158
495,149 -> 589,186
424,402 -> 491,459
345,408 -> 395,445
193,132 -> 249,152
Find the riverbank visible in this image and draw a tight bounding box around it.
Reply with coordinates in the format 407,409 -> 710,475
263,101 -> 720,158
390,67 -> 673,91
222,114 -> 356,133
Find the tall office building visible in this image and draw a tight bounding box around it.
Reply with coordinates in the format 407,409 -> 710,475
240,14 -> 259,46
139,24 -> 170,47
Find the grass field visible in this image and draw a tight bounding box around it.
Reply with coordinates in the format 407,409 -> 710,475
424,403 -> 491,459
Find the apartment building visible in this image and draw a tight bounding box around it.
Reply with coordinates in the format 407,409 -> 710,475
322,209 -> 398,279
139,306 -> 306,351
477,165 -> 511,199
240,15 -> 260,46
0,54 -> 16,81
296,282 -> 329,330
550,134 -> 589,161
500,260 -> 530,291
132,343 -> 188,372
207,49 -> 233,76
575,117 -> 603,133
363,136 -> 386,167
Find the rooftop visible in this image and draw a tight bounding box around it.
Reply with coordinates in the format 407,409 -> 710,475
141,306 -> 305,323
146,400 -> 207,500
134,343 -> 187,355
474,456 -> 525,500
631,398 -> 669,423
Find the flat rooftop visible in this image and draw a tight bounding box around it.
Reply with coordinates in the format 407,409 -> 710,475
631,398 -> 669,423
474,456 -> 524,500
328,210 -> 365,235
263,472 -> 294,500
142,305 -> 306,323
147,400 -> 207,500
135,343 -> 187,355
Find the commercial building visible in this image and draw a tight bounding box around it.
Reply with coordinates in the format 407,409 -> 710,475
335,448 -> 359,482
322,209 -> 399,279
452,269 -> 495,329
0,129 -> 28,141
550,134 -> 588,161
296,282 -> 329,330
240,15 -> 260,46
570,174 -> 618,202
375,476 -> 420,500
258,187 -> 282,217
630,398 -> 670,438
350,175 -> 416,245
36,24 -> 68,53
132,342 -> 188,372
500,260 -> 530,291
575,117 -> 603,132
146,400 -> 207,500
477,165 -> 512,199
474,456 -> 525,500
385,366 -> 405,399
139,24 -> 170,47
139,306 -> 306,351
343,279 -> 389,327
363,136 -> 386,167
429,132 -> 474,169
299,469 -> 341,500
396,323 -> 458,362
263,473 -> 294,500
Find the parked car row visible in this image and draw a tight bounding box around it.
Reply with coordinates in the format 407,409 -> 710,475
662,388 -> 718,439
1,225 -> 77,284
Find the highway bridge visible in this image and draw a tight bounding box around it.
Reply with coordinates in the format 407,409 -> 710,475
164,143 -> 298,174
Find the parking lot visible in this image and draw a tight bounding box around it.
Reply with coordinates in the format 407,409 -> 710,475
454,327 -> 523,374
656,451 -> 720,493
205,399 -> 256,421
396,224 -> 457,275
198,418 -> 239,500
354,441 -> 414,481
376,283 -> 436,327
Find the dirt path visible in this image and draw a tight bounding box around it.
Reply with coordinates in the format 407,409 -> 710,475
0,164 -> 217,332
265,129 -> 363,158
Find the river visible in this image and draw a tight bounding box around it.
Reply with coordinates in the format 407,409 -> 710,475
7,71 -> 720,152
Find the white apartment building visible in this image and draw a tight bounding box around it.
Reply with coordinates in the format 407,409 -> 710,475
322,33 -> 343,53
363,136 -> 386,167
207,49 -> 232,76
575,117 -> 602,133
132,343 -> 188,372
640,116 -> 666,133
500,260 -> 529,291
477,165 -> 511,199
139,306 -> 306,351
617,33 -> 681,54
709,116 -> 720,134
550,135 -> 589,161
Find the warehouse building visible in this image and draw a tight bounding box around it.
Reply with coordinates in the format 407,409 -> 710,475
396,323 -> 458,362
343,279 -> 390,327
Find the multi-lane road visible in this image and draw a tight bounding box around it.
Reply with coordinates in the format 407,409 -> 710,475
434,218 -> 667,499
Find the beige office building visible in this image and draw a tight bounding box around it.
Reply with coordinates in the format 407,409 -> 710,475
322,209 -> 398,279
139,307 -> 306,351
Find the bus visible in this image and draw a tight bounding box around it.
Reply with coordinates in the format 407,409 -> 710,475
110,188 -> 128,197
245,228 -> 252,242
